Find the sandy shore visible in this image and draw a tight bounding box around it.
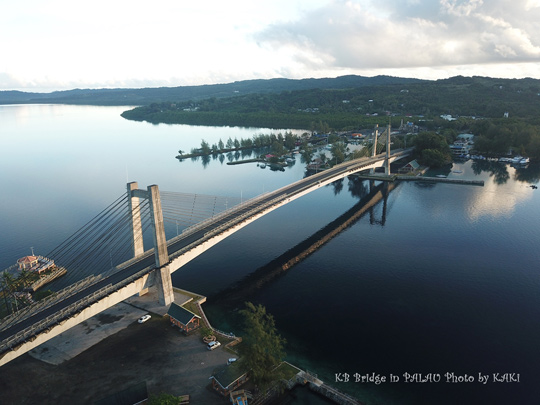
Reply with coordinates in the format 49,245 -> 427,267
0,288 -> 233,404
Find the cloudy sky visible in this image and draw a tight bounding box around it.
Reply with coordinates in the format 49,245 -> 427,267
2,0 -> 540,91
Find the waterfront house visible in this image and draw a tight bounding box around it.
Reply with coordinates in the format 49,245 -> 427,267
450,133 -> 474,156
399,159 -> 420,173
167,302 -> 201,334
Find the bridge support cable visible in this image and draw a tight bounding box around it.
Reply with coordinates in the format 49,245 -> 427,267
58,199 -> 152,287
45,194 -> 129,260
53,198 -> 133,279
160,191 -> 243,235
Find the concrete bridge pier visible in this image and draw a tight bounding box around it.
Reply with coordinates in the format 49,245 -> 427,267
147,184 -> 174,306
127,182 -> 144,258
155,265 -> 174,306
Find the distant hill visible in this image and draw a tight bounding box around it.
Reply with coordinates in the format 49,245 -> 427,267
120,75 -> 540,129
0,75 -> 424,106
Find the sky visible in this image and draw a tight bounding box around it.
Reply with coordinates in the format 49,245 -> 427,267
2,0 -> 540,92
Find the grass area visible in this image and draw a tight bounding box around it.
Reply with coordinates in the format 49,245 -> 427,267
277,362 -> 302,380
182,301 -> 201,317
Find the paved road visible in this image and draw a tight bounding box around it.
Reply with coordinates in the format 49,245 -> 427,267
0,149 -> 412,351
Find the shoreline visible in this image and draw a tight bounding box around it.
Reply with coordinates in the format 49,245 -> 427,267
0,285 -> 359,404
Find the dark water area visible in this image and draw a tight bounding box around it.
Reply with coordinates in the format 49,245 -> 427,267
2,105 -> 540,404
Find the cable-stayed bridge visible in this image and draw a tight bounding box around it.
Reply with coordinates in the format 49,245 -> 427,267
0,148 -> 412,366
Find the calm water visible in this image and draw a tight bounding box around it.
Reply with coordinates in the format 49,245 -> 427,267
1,105 -> 540,404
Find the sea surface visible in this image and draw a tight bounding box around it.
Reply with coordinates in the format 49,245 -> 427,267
1,104 -> 540,404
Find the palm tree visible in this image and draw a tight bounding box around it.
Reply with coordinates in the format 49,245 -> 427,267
2,272 -> 18,313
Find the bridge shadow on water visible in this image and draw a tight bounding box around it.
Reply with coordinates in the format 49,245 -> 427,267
209,179 -> 398,309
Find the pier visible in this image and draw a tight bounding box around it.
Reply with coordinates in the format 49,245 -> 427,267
297,370 -> 362,405
398,176 -> 484,186
353,173 -> 484,186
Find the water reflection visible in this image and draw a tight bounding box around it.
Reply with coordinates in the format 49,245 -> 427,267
514,163 -> 540,183
330,178 -> 344,195
201,154 -> 211,168
210,180 -> 396,307
471,160 -> 509,184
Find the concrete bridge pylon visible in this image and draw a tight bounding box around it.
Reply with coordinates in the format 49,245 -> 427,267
385,121 -> 391,175
127,182 -> 144,258
127,182 -> 174,306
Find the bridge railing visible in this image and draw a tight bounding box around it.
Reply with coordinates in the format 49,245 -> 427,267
0,263 -> 157,355
0,275 -> 106,332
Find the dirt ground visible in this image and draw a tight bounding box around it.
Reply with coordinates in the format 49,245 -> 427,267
0,315 -> 234,404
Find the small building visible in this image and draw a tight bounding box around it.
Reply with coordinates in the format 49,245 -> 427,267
167,302 -> 201,334
210,363 -> 249,397
17,256 -> 38,270
399,159 -> 420,173
17,255 -> 55,274
450,134 -> 474,156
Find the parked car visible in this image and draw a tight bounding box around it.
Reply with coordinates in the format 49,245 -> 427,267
207,341 -> 221,350
227,358 -> 237,365
138,314 -> 151,324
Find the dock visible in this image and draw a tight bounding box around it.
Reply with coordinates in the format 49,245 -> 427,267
297,370 -> 362,405
352,173 -> 484,186
397,176 -> 484,186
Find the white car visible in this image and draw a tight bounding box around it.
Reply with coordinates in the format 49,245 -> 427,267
207,341 -> 221,350
138,314 -> 151,324
227,358 -> 237,365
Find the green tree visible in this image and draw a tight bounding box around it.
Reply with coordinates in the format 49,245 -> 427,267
301,142 -> 314,163
200,139 -> 211,155
330,142 -> 347,164
238,302 -> 286,391
284,132 -> 297,150
271,141 -> 285,156
34,289 -> 54,301
421,149 -> 451,167
413,132 -> 452,167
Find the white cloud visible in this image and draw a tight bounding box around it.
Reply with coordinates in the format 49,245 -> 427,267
1,0 -> 540,91
257,0 -> 540,72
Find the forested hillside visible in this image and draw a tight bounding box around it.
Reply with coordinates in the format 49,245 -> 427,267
0,75 -> 420,106
120,76 -> 540,160
121,76 -> 540,129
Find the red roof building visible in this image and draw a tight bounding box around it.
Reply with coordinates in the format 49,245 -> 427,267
17,256 -> 38,270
